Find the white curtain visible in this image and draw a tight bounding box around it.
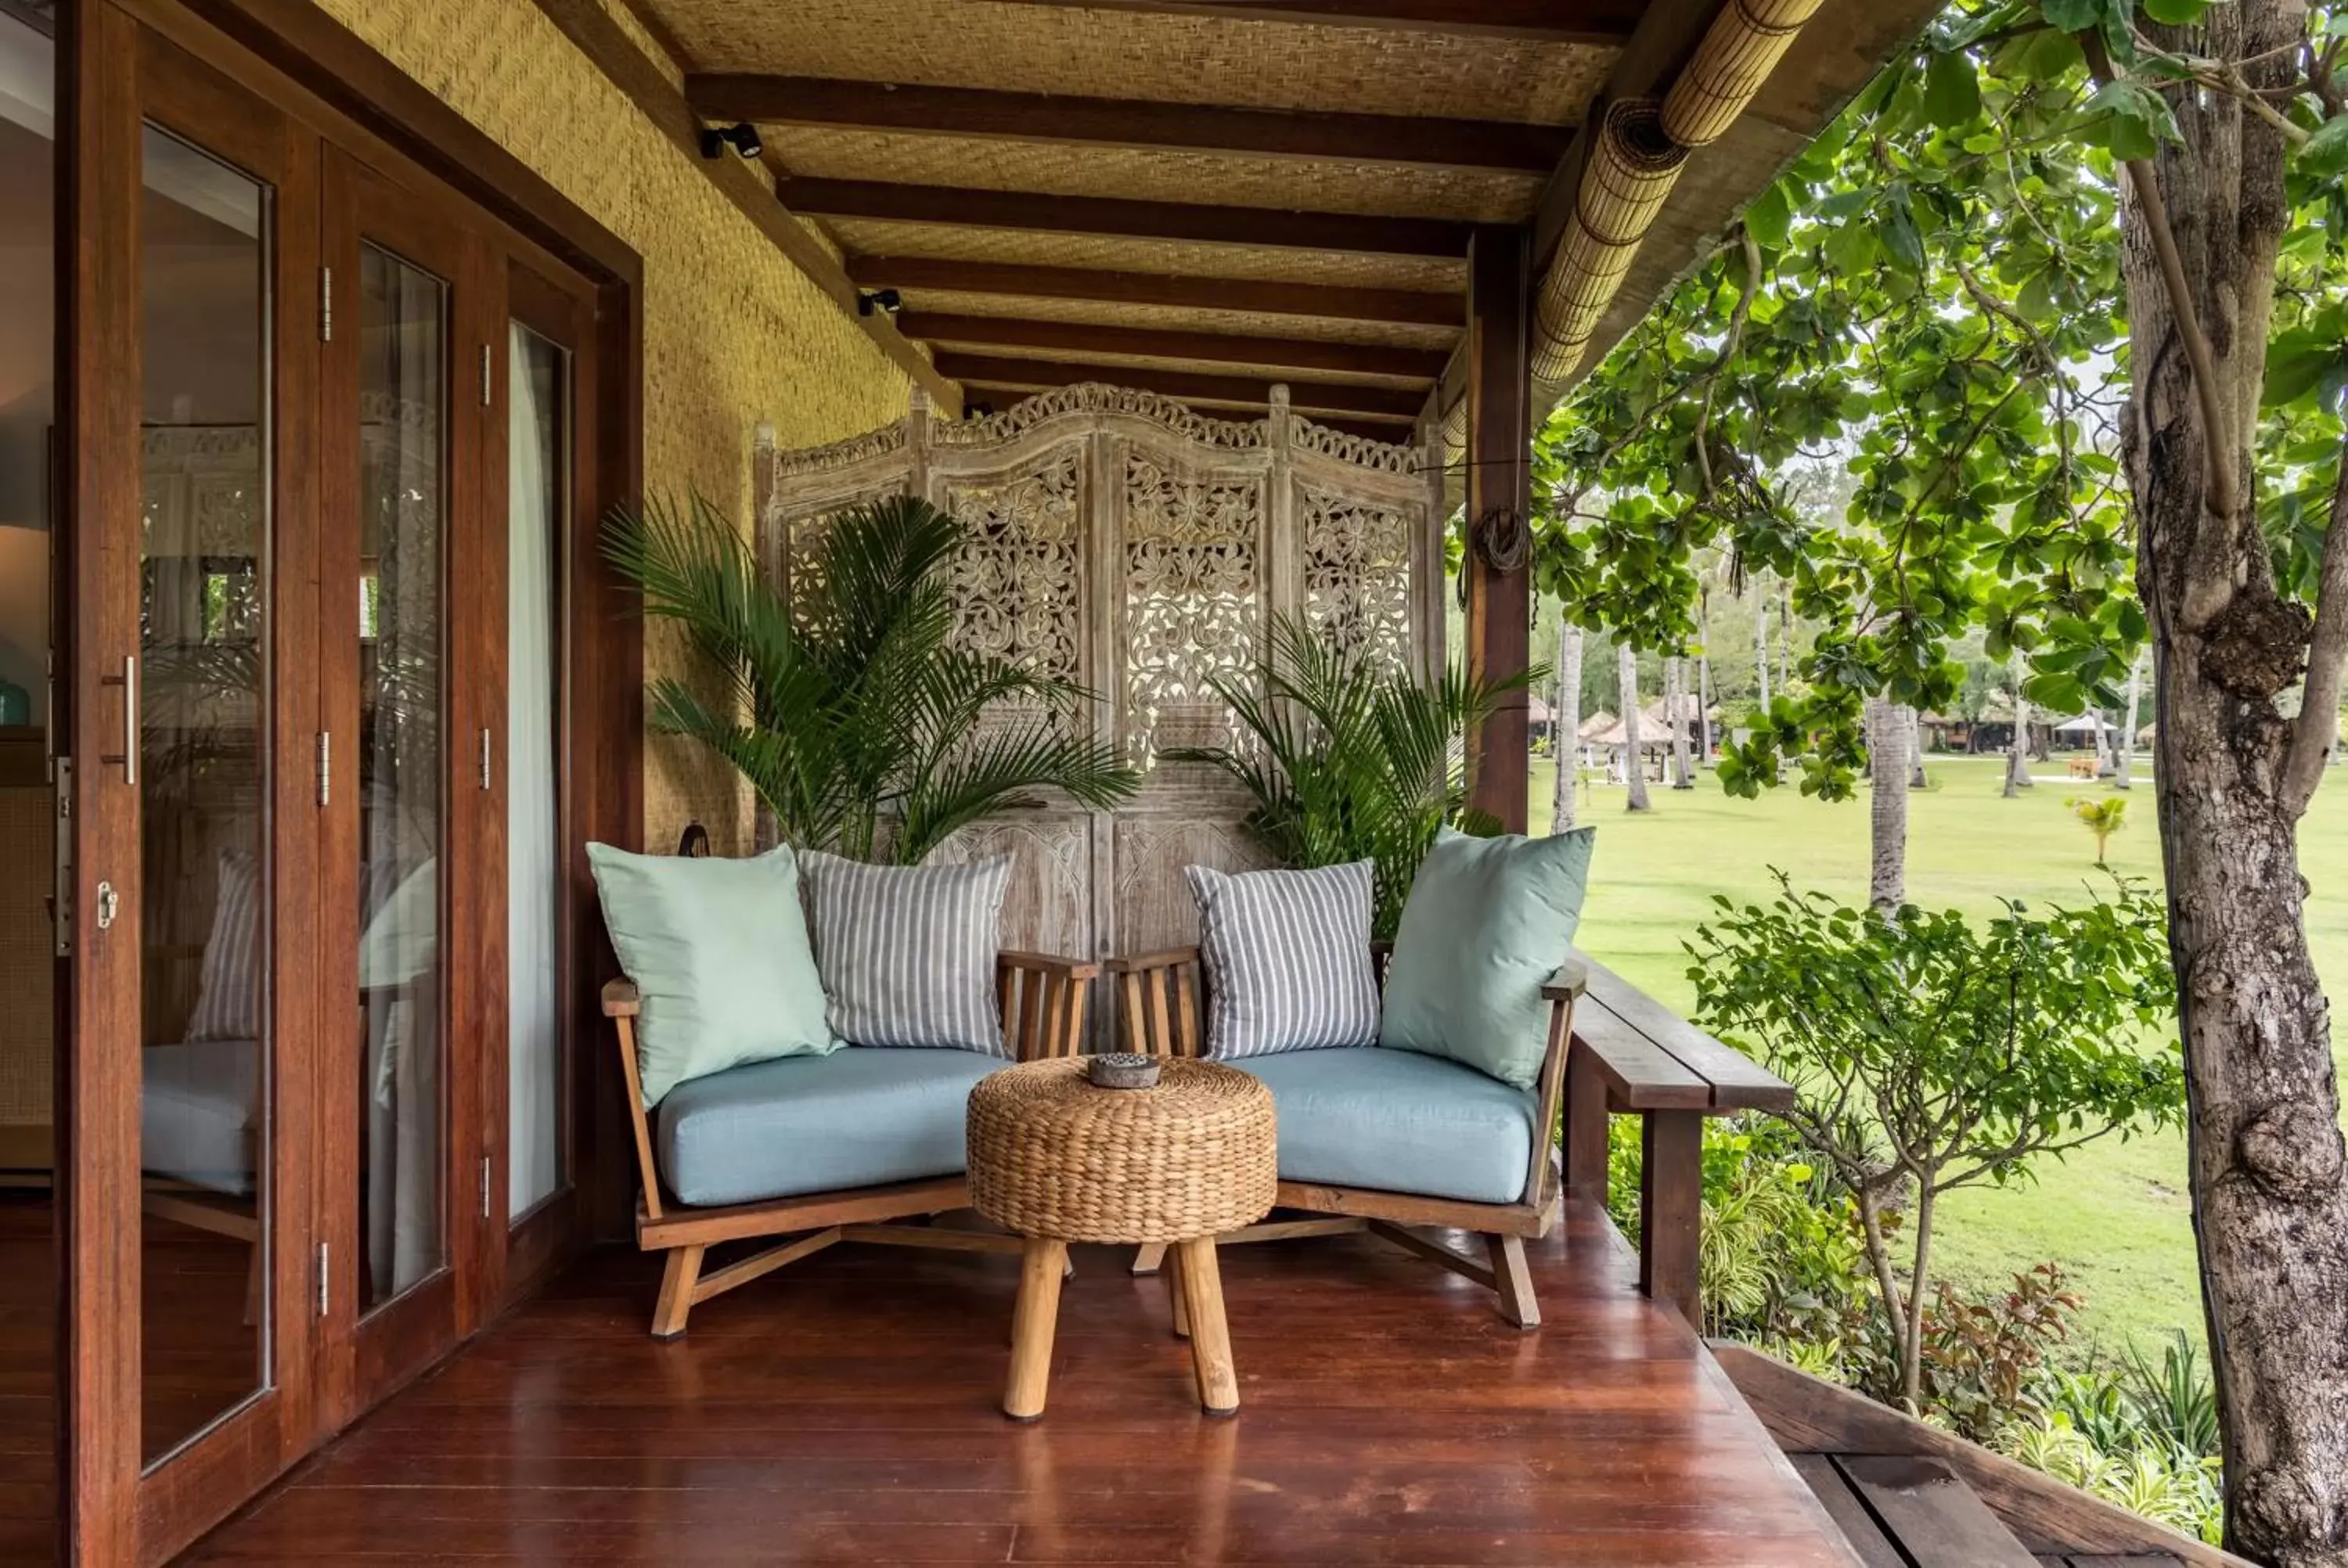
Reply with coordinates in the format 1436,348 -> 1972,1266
506,325 -> 563,1219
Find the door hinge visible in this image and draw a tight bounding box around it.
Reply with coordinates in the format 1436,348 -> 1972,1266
315,731 -> 331,806
320,265 -> 333,342
480,342 -> 493,407
481,1155 -> 493,1219
317,1242 -> 330,1318
478,728 -> 492,791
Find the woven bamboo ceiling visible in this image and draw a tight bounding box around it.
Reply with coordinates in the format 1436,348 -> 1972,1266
621,0 -> 1941,441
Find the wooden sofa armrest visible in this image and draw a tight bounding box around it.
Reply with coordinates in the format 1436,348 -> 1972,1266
996,951 -> 1097,1062
999,950 -> 1102,982
1107,946 -> 1201,975
602,976 -> 642,1018
1542,958 -> 1589,1004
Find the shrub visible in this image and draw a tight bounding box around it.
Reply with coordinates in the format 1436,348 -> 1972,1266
1686,874 -> 2185,1408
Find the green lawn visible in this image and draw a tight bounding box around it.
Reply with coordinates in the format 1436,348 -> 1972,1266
1529,751 -> 2348,1361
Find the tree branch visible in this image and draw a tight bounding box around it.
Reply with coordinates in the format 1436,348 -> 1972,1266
1694,227 -> 1764,503
2082,34 -> 2243,548
2282,426 -> 2348,817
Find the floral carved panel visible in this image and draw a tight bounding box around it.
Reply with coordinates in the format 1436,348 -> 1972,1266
942,451 -> 1084,690
1122,454 -> 1262,764
1300,481 -> 1413,676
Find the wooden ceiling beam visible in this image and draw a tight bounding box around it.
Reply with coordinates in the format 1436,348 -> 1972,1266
964,2 -> 1646,45
783,178 -> 1472,257
896,311 -> 1447,379
848,256 -> 1464,327
936,353 -> 1425,419
688,75 -> 1572,174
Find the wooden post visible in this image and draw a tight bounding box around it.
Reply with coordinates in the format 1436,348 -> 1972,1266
1639,1110 -> 1704,1330
1464,224 -> 1533,833
1175,1238 -> 1240,1415
1004,1237 -> 1069,1421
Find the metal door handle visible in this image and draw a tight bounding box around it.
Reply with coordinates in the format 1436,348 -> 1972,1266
98,655 -> 137,786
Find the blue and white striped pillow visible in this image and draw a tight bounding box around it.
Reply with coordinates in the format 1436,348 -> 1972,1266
799,850 -> 1011,1055
185,848 -> 261,1042
1187,861 -> 1380,1061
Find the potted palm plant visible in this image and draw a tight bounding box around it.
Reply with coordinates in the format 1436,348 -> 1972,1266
1172,612 -> 1540,938
606,492 -> 1141,862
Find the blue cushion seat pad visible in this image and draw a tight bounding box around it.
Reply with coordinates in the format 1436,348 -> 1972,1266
655,1047 -> 1003,1207
1236,1045 -> 1536,1207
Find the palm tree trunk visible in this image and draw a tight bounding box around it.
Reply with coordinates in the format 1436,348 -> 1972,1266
1698,647 -> 1715,766
1867,697 -> 1908,910
1908,707 -> 1928,789
1619,643 -> 1651,813
2118,652 -> 2143,789
1777,584 -> 1793,693
1667,656 -> 1694,789
1554,625 -> 1583,832
1755,581 -> 1771,714
2004,654 -> 2033,796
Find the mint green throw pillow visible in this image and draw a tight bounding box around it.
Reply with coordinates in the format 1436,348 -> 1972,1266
589,843 -> 839,1106
1377,825 -> 1597,1091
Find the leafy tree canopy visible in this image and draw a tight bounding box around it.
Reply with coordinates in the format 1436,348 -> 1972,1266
1533,0 -> 2348,802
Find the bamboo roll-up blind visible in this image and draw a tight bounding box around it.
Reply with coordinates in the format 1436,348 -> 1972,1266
1662,0 -> 1829,148
1529,100 -> 1687,382
1520,0 -> 1828,391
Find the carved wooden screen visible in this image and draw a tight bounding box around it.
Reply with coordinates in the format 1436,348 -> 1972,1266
755,384 -> 1443,991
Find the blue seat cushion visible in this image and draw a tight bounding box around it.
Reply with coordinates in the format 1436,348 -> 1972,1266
1237,1046 -> 1536,1207
655,1047 -> 1003,1207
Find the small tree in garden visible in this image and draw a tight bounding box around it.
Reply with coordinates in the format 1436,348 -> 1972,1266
2070,796 -> 2129,867
1686,876 -> 2185,1412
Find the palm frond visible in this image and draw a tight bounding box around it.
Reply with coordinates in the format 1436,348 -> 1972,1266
608,488 -> 1143,860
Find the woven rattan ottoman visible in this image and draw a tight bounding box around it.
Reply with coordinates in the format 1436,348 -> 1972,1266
967,1057 -> 1277,1419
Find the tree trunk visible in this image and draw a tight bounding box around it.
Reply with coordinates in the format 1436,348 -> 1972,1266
2004,655 -> 2033,796
1668,656 -> 1694,789
1866,697 -> 1908,911
1698,646 -> 1716,766
1619,643 -> 1651,812
1908,707 -> 1928,789
1555,624 -> 1583,832
2119,652 -> 2143,789
1756,580 -> 1772,714
1777,584 -> 1793,694
2123,8 -> 2348,1561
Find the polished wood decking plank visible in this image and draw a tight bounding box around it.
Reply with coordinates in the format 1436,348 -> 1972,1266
183,1200 -> 1857,1566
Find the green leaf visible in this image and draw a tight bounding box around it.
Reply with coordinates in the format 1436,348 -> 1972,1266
1925,49 -> 1983,128
2300,115 -> 2348,180
1746,181 -> 1795,250
2141,0 -> 2209,21
2038,0 -> 2108,30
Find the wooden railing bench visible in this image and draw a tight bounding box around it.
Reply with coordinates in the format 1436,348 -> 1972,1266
1561,952 -> 1795,1329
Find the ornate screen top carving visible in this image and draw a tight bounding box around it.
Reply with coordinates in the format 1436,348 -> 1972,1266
942,452 -> 1084,689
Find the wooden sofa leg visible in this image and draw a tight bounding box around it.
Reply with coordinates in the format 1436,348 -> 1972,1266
1132,1241 -> 1168,1275
1488,1234 -> 1540,1329
652,1244 -> 705,1340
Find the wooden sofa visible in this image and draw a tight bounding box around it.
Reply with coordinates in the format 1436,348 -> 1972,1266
1109,947 -> 1794,1331
1108,946 -> 1584,1328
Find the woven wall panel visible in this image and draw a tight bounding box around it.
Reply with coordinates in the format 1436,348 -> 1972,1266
315,0 -> 913,851
767,128 -> 1541,224
823,219 -> 1466,294
652,0 -> 1615,124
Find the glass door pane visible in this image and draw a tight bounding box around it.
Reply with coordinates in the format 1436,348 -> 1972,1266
135,122 -> 271,1461
506,325 -> 564,1220
354,243 -> 446,1313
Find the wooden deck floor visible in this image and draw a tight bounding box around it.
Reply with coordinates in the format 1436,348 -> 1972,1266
185,1199 -> 1859,1566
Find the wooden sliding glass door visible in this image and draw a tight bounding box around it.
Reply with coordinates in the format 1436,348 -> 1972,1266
60,5 -> 629,1559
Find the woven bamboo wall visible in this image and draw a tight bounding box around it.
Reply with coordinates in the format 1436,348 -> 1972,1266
313,0 -> 911,850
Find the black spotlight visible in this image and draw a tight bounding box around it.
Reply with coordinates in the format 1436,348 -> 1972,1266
856,288 -> 903,318
699,122 -> 763,160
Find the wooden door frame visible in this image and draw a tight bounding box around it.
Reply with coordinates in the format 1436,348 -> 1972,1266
59,2 -> 643,1562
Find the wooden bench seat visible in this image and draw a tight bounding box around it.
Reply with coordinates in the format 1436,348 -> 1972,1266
1561,952 -> 1795,1328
